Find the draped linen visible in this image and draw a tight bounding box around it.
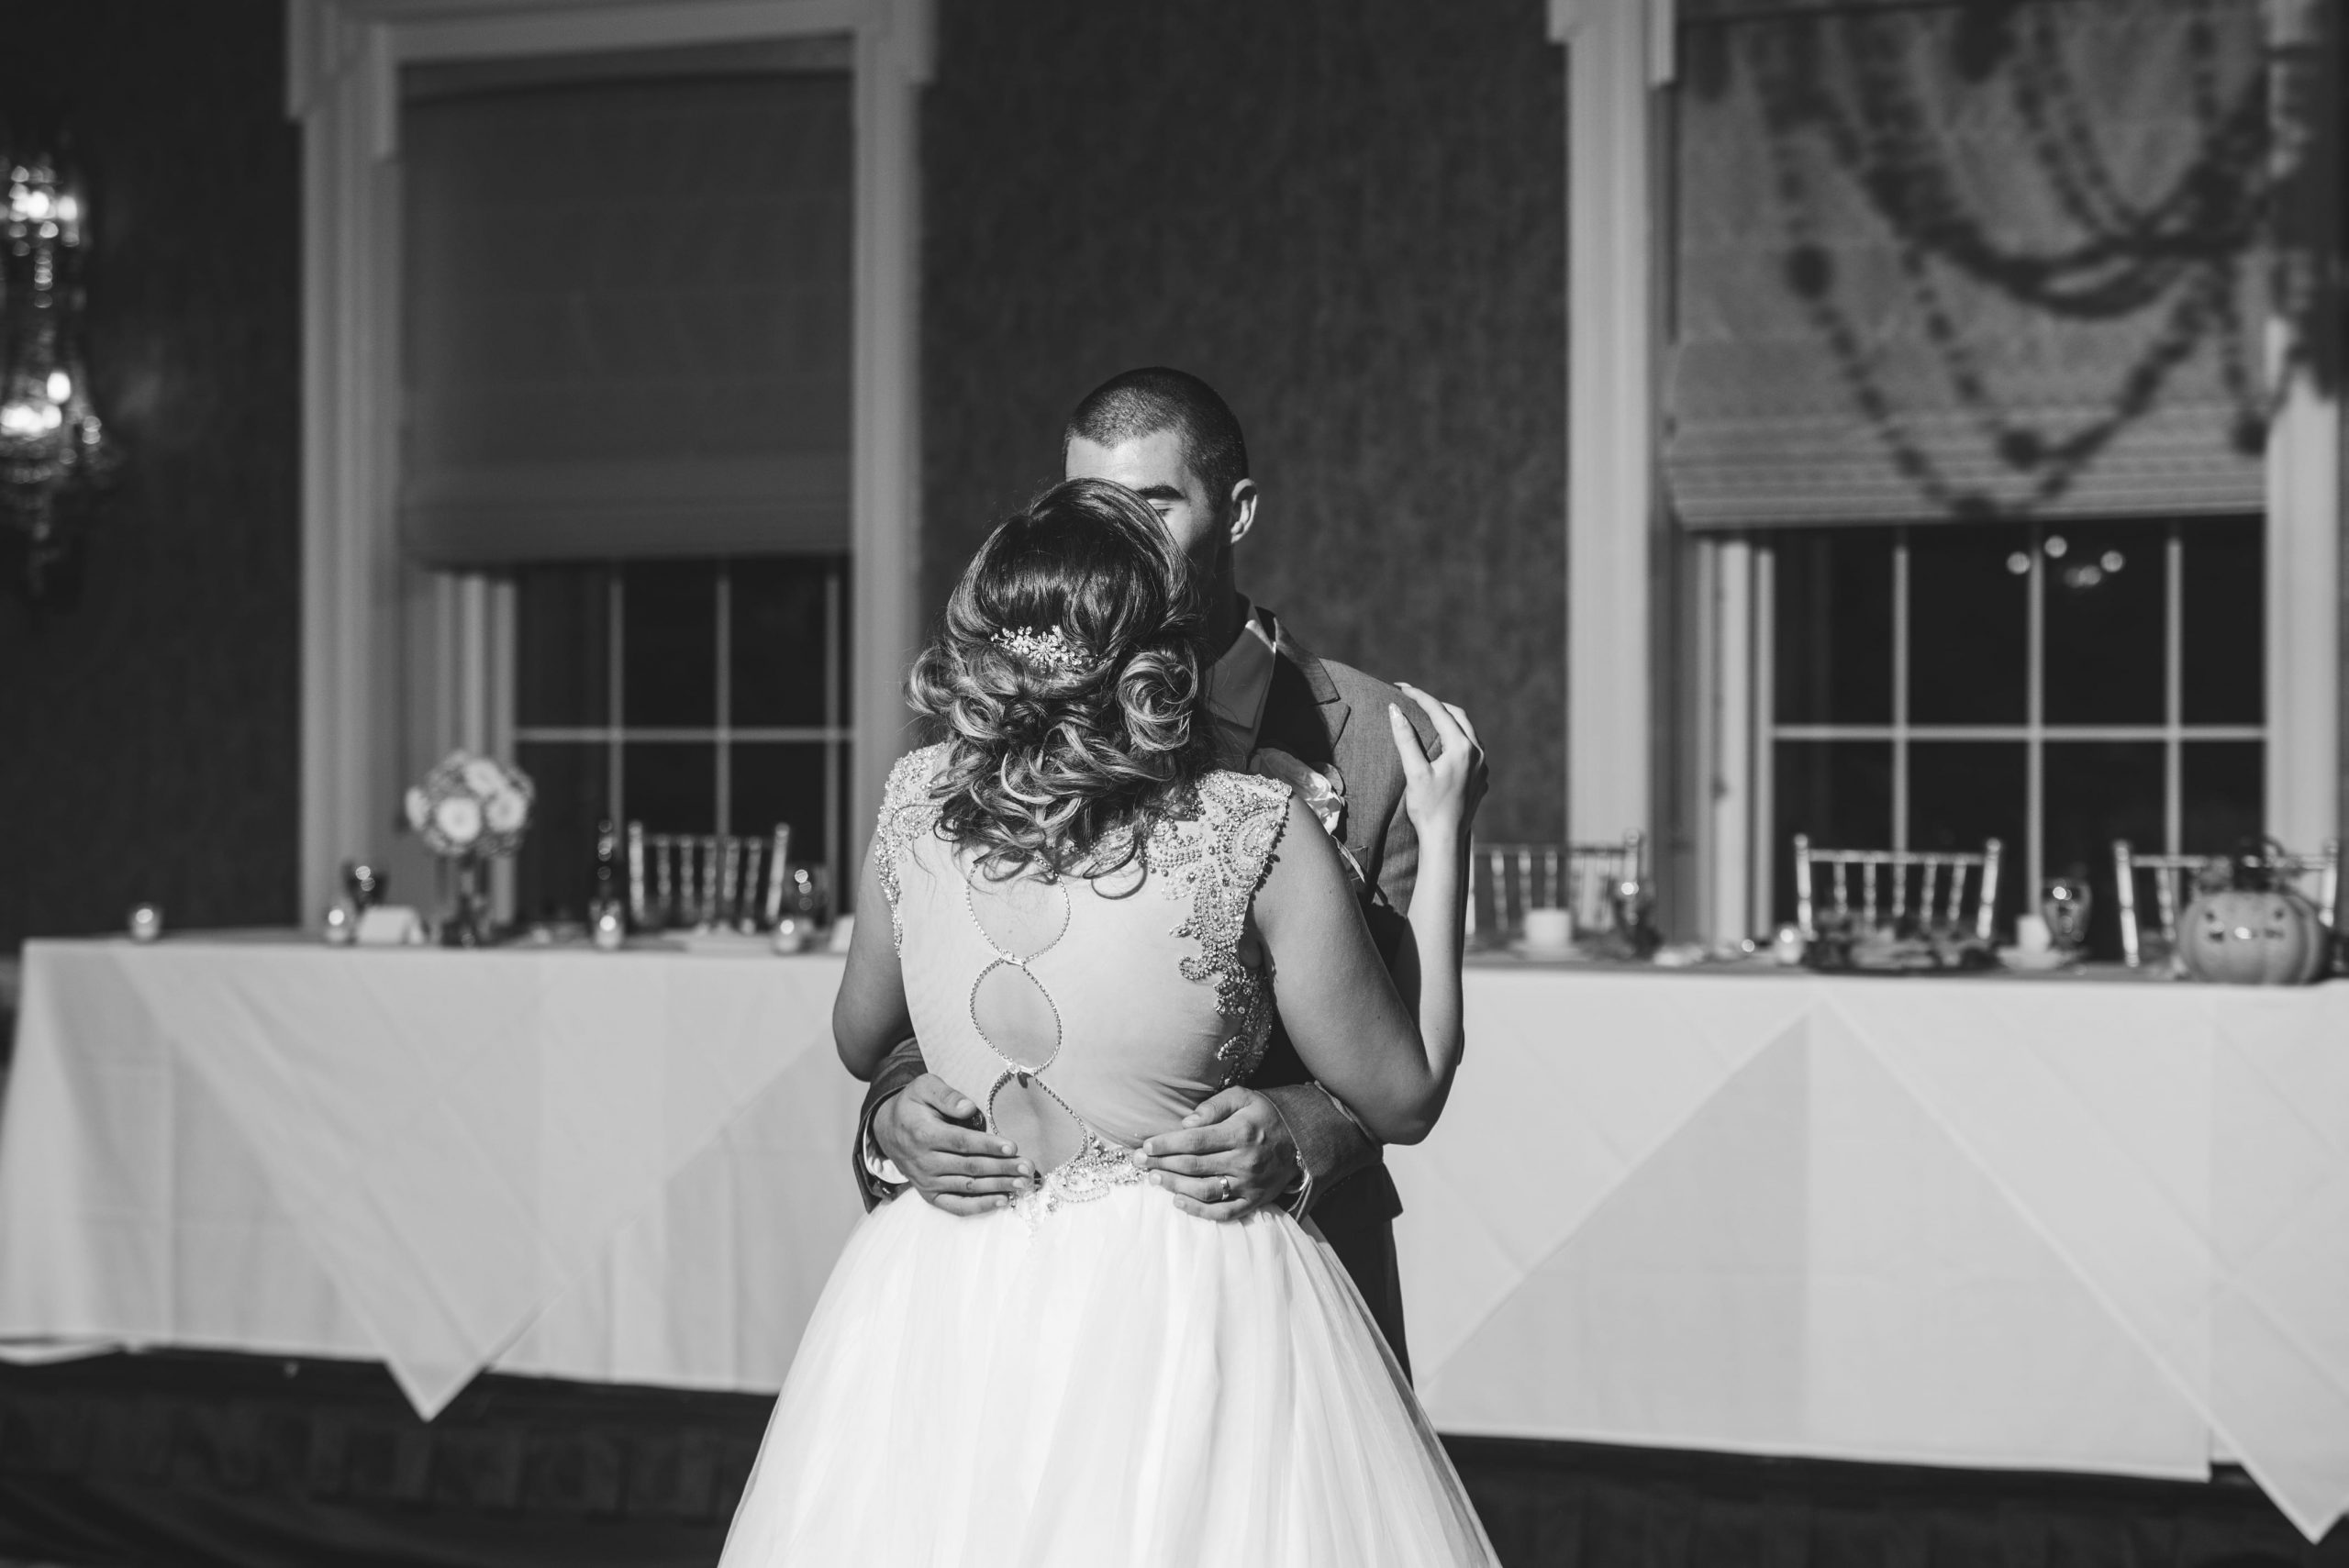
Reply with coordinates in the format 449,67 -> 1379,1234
1666,0 -> 2271,528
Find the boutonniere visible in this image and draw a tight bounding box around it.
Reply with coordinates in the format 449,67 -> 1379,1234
1252,749 -> 1345,836
1252,751 -> 1367,885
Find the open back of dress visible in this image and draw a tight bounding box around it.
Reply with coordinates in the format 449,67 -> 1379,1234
874,744 -> 1293,1206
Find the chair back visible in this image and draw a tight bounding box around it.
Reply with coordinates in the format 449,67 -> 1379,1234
628,822 -> 794,932
1792,834 -> 2002,942
2113,838 -> 2341,968
1469,832 -> 1642,944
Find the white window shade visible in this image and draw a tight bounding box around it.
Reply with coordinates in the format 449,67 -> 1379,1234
1665,0 -> 2270,528
401,55 -> 850,565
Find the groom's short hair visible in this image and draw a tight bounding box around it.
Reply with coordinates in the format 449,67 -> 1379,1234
1063,368 -> 1250,510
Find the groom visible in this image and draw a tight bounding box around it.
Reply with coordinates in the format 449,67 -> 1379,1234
854,367 -> 1446,1371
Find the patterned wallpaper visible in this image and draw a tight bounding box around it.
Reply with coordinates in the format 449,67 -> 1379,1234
0,1 -> 300,948
920,0 -> 1568,842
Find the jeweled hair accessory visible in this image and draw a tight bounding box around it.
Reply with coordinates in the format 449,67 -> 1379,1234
989,625 -> 1092,673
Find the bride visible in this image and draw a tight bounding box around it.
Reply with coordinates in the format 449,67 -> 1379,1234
718,477 -> 1497,1567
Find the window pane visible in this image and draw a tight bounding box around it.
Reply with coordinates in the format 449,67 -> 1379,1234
623,741 -> 717,834
514,740 -> 610,925
2043,525 -> 2163,725
731,557 -> 841,728
2181,741 -> 2262,858
1908,740 -> 2027,934
1771,740 -> 1891,923
2180,518 -> 2263,726
1772,531 -> 1892,725
732,742 -> 835,867
621,562 -> 717,727
516,564 -> 611,728
1909,523 -> 2029,725
2043,740 -> 2164,960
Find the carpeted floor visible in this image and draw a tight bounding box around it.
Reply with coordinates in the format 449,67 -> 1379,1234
2,1351 -> 2343,1568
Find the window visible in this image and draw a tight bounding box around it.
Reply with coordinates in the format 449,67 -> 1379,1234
1763,519 -> 2264,956
511,556 -> 851,927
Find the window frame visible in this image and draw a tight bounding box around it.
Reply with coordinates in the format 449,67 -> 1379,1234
1553,0 -> 2343,943
288,0 -> 928,920
1751,520 -> 2267,933
509,558 -> 854,921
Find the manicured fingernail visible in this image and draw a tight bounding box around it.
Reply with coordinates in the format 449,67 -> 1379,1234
1141,1140 -> 1158,1156
1181,1115 -> 1200,1127
1017,1162 -> 1033,1176
997,1142 -> 1016,1156
995,1196 -> 1008,1208
1148,1173 -> 1163,1187
1128,1149 -> 1149,1168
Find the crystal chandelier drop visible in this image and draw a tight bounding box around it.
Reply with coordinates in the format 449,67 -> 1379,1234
1,145 -> 120,597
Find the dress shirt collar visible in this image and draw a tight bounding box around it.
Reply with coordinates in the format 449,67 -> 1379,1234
1204,597 -> 1280,768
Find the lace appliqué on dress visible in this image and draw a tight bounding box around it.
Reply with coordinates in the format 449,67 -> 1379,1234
872,744 -> 949,951
1011,1133 -> 1146,1227
1151,772 -> 1292,1086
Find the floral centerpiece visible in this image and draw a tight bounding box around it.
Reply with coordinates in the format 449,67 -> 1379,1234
404,751 -> 533,945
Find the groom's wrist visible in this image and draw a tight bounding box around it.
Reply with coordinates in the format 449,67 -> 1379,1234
862,1090 -> 914,1194
1257,1094 -> 1312,1214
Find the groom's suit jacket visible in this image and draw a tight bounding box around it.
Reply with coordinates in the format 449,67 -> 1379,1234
851,605 -> 1434,1373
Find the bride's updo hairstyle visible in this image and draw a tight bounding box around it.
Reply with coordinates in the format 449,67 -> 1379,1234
908,477 -> 1211,877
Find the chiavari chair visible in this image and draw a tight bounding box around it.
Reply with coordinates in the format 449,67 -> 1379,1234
1468,832 -> 1642,944
1792,834 -> 2002,942
628,822 -> 794,932
2113,838 -> 2340,969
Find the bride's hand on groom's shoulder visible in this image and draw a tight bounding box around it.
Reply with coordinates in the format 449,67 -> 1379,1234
1388,684 -> 1487,845
872,1074 -> 1035,1216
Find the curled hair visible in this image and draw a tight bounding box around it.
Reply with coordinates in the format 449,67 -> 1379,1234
907,477 -> 1212,877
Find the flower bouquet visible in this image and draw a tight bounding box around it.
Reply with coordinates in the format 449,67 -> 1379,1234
404,751 -> 534,945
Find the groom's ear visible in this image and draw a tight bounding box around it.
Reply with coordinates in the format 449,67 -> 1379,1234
1225,478 -> 1260,549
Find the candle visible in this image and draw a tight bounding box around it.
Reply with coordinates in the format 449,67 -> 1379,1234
1521,907 -> 1575,951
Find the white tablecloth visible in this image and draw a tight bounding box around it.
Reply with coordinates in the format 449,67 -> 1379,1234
4,944 -> 2346,1538
1391,971 -> 2349,1541
0,938 -> 866,1418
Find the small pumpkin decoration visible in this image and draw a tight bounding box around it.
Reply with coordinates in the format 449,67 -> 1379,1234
2178,839 -> 2332,986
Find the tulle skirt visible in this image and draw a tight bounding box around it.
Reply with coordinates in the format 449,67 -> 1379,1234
717,1181 -> 1497,1568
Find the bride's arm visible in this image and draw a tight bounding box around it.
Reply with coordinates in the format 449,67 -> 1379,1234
834,842 -> 914,1081
1253,689 -> 1481,1145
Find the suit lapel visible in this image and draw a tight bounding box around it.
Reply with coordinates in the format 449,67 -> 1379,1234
1264,608 -> 1350,748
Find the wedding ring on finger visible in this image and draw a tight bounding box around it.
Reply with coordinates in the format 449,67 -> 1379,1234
1219,1175 -> 1234,1203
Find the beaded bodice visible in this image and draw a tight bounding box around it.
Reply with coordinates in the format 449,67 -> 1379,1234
874,745 -> 1291,1212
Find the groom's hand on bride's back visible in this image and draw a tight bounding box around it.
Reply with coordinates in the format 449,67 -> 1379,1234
872,1075 -> 1035,1216
1137,1087 -> 1299,1221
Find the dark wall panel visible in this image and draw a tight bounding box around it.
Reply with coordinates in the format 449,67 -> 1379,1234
0,1 -> 300,946
922,0 -> 1567,841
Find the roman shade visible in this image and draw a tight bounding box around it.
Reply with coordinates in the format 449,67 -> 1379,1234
1666,0 -> 2271,528
400,47 -> 851,565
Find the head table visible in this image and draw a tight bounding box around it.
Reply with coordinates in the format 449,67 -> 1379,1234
0,938 -> 2343,1540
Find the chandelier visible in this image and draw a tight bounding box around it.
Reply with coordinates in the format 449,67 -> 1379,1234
0,144 -> 119,598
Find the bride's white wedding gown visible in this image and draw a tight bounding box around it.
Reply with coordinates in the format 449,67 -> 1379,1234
717,748 -> 1497,1567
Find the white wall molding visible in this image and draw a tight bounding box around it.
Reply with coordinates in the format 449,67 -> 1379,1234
1553,0 -> 1672,850
287,0 -> 930,917
2263,0 -> 2343,855
2266,339 -> 2343,854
